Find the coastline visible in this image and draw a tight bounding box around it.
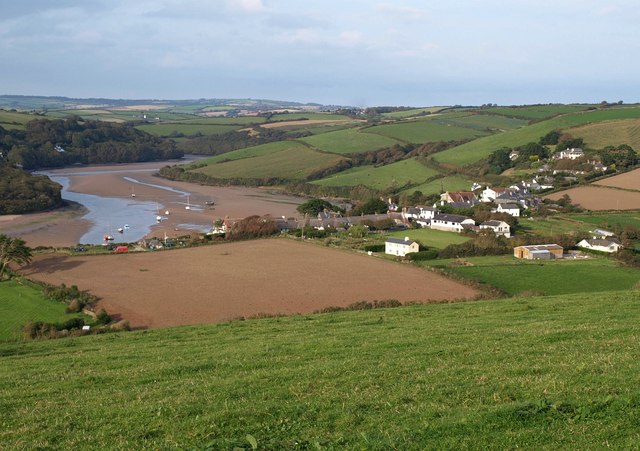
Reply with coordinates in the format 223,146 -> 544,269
1,159 -> 304,247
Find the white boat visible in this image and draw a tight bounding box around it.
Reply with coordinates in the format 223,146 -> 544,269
117,228 -> 124,234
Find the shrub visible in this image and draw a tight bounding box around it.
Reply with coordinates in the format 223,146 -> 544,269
65,299 -> 85,313
406,249 -> 439,261
364,244 -> 385,252
95,309 -> 112,325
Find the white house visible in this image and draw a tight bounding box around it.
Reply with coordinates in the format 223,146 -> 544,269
481,186 -> 512,203
554,148 -> 584,160
430,214 -> 476,233
577,238 -> 623,253
479,220 -> 511,238
494,203 -> 520,217
385,237 -> 420,256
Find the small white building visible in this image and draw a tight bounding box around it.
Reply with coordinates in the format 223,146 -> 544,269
479,220 -> 511,238
554,148 -> 584,160
385,237 -> 420,257
494,203 -> 520,217
430,214 -> 476,233
481,186 -> 512,203
577,239 -> 623,253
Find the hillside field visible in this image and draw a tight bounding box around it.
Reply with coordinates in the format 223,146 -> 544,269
423,256 -> 640,296
546,186 -> 640,211
0,280 -> 83,342
1,291 -> 640,449
386,228 -> 471,249
482,104 -> 592,120
401,175 -> 473,195
434,106 -> 640,167
594,167 -> 640,191
366,119 -> 490,144
568,118 -> 640,151
311,158 -> 438,190
301,128 -> 402,154
191,144 -> 346,180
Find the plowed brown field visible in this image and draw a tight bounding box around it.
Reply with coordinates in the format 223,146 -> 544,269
546,186 -> 640,210
594,168 -> 640,190
22,239 -> 478,329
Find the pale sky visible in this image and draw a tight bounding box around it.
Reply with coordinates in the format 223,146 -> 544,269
1,0 -> 638,106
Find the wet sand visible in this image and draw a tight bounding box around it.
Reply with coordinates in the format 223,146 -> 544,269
0,159 -> 304,247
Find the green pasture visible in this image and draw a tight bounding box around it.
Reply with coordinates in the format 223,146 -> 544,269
0,280 -> 79,342
434,106 -> 640,167
486,104 -> 592,120
568,118 -> 640,150
2,291 -> 640,448
433,113 -> 528,131
567,212 -> 640,230
301,128 -> 402,154
422,255 -> 640,296
136,123 -> 240,137
401,175 -> 473,195
188,141 -> 300,166
517,216 -> 594,236
380,107 -> 446,119
178,116 -> 267,125
311,158 -> 438,191
0,110 -> 37,128
386,227 -> 471,249
366,120 -> 490,144
192,145 -> 347,180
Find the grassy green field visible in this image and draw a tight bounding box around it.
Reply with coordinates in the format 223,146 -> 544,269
192,144 -> 347,180
387,227 -> 471,249
434,106 -> 640,167
178,116 -> 267,125
366,119 -> 490,144
517,216 -> 595,235
567,212 -> 640,230
401,175 -> 473,195
0,280 -> 79,341
189,141 -> 299,166
301,127 -> 402,154
422,256 -> 640,296
485,105 -> 591,120
311,158 -> 438,190
433,113 -> 528,131
136,123 -> 240,137
567,118 -> 640,150
380,107 -> 446,119
0,110 -> 36,129
1,291 -> 640,448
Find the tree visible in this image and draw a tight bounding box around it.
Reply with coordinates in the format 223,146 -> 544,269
0,235 -> 32,280
539,130 -> 560,145
352,198 -> 388,215
297,198 -> 336,216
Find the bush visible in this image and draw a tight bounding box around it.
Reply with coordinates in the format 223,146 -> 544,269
95,309 -> 112,325
406,249 -> 439,261
364,244 -> 385,252
65,299 -> 85,313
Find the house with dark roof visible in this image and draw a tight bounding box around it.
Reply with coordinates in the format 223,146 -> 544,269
430,214 -> 476,233
494,203 -> 520,217
385,237 -> 419,256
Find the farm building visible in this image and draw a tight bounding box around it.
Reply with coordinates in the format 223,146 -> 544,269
430,214 -> 476,233
577,238 -> 623,253
513,244 -> 563,260
385,237 -> 419,257
480,220 -> 511,238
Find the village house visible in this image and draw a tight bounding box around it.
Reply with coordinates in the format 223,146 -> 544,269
513,244 -> 563,260
494,203 -> 520,217
402,206 -> 439,222
479,220 -> 511,238
577,238 -> 623,253
385,237 -> 420,257
440,191 -> 478,206
430,213 -> 476,233
481,186 -> 513,203
554,147 -> 585,160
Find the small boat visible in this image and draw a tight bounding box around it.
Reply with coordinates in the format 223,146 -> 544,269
205,200 -> 215,206
185,195 -> 191,210
117,228 -> 124,234
156,215 -> 162,223
124,224 -> 130,229
165,210 -> 170,215
104,234 -> 114,241
131,186 -> 136,197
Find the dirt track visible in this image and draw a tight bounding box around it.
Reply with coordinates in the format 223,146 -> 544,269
22,239 -> 478,329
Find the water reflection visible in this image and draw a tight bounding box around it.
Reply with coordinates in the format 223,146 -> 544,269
48,176 -> 160,245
